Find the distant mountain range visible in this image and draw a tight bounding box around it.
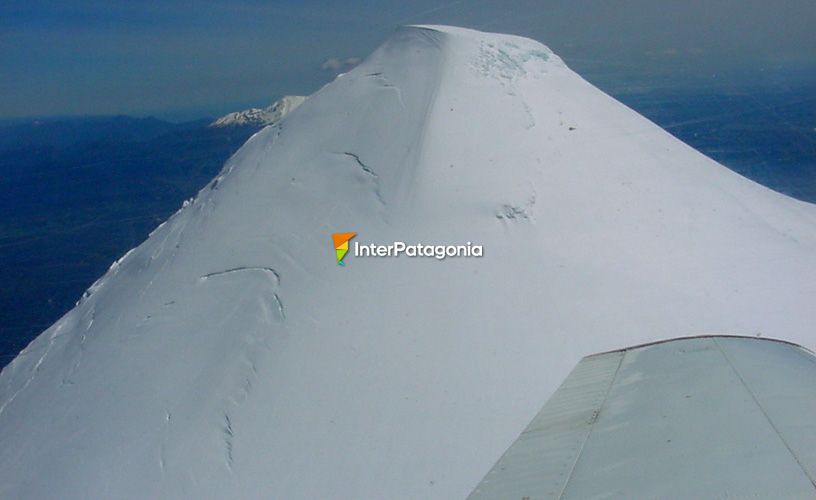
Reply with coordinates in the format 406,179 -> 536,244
209,96 -> 305,127
0,95 -> 307,153
0,116 -> 208,151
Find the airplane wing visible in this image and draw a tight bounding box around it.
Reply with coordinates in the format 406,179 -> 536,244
469,336 -> 816,499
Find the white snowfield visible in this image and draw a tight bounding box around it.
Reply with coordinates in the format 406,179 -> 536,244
1,25 -> 815,499
209,95 -> 306,127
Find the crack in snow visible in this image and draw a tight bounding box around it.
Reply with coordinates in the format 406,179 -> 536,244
496,204 -> 531,221
273,293 -> 286,320
159,410 -> 172,474
337,152 -> 386,206
366,73 -> 406,108
59,308 -> 95,387
342,152 -> 376,177
223,413 -> 235,471
496,194 -> 536,222
200,267 -> 281,285
0,321 -> 67,417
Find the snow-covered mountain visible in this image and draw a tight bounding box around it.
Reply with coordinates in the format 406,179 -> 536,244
209,95 -> 305,127
1,25 -> 815,499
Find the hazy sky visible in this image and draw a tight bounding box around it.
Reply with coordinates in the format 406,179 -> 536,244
2,0 -> 814,120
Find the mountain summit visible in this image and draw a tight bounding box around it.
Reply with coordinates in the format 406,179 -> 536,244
209,95 -> 306,127
1,26 -> 815,499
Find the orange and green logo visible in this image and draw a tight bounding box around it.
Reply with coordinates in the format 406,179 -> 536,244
332,232 -> 357,266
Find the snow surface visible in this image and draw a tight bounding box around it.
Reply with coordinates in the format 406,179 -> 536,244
209,95 -> 306,127
1,25 -> 815,499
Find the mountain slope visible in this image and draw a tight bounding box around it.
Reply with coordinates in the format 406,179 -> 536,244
1,25 -> 815,499
0,121 -> 260,366
209,96 -> 306,127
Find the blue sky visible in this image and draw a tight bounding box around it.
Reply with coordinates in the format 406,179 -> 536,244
1,0 -> 814,120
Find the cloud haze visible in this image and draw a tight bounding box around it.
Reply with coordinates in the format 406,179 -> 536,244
1,0 -> 813,119
321,57 -> 362,72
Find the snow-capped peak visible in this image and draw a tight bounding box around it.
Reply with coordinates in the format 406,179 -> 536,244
1,25 -> 815,500
209,95 -> 306,127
